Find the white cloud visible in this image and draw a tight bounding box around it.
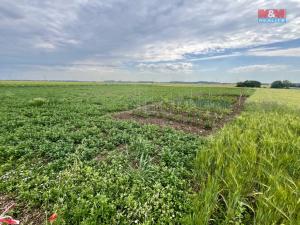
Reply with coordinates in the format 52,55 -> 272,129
67,65 -> 116,73
1,0 -> 300,65
136,62 -> 193,72
34,42 -> 56,50
248,47 -> 300,57
229,64 -> 288,73
289,69 -> 300,73
1,0 -> 300,82
190,53 -> 242,61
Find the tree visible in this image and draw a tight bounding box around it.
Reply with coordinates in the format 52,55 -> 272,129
271,80 -> 291,89
236,82 -> 245,87
236,80 -> 261,88
271,80 -> 284,88
282,80 -> 291,88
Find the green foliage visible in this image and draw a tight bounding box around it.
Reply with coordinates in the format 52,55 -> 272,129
2,83 -> 245,224
236,80 -> 261,88
28,97 -> 48,106
186,94 -> 300,225
3,82 -> 298,225
271,80 -> 291,89
248,88 -> 300,109
133,95 -> 239,127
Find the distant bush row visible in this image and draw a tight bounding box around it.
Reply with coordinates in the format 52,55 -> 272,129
271,80 -> 292,89
236,80 -> 300,89
236,80 -> 261,88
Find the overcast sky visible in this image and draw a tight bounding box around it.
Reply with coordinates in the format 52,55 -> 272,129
1,0 -> 300,82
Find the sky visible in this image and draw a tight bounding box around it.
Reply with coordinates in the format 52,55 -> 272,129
0,0 -> 300,83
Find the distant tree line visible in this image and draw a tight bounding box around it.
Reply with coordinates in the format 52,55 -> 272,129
236,80 -> 261,87
271,80 -> 293,89
236,80 -> 300,89
291,83 -> 300,88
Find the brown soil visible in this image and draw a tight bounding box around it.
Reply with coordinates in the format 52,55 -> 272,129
114,96 -> 247,136
131,159 -> 140,169
94,152 -> 108,161
94,144 -> 128,162
0,194 -> 45,225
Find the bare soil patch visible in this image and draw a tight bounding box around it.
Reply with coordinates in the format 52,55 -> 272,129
94,151 -> 109,161
114,96 -> 247,136
0,194 -> 45,225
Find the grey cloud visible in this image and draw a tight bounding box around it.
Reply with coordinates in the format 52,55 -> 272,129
0,4 -> 24,20
0,0 -> 300,81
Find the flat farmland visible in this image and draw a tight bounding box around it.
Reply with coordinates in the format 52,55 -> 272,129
0,82 -> 299,225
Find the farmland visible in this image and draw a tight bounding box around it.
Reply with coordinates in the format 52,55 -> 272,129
0,82 -> 299,224
186,89 -> 300,225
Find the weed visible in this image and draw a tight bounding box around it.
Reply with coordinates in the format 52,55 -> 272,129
28,98 -> 48,106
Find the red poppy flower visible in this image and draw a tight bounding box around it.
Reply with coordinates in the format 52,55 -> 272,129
48,213 -> 58,223
0,217 -> 20,224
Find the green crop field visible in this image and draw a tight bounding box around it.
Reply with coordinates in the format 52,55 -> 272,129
186,89 -> 300,225
0,82 -> 299,225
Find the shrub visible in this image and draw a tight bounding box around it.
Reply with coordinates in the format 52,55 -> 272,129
236,80 -> 261,88
271,80 -> 284,88
282,80 -> 291,88
290,83 -> 300,88
271,80 -> 291,89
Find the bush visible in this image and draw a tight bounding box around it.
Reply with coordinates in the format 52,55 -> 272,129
236,80 -> 261,88
283,80 -> 291,88
271,80 -> 291,89
271,80 -> 283,88
290,83 -> 300,88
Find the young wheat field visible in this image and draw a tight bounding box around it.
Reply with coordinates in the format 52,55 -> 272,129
0,81 -> 299,224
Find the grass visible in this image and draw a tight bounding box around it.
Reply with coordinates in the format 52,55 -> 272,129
186,88 -> 300,225
0,82 -> 298,224
249,88 -> 300,109
0,83 -> 251,224
0,80 -> 103,87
